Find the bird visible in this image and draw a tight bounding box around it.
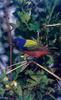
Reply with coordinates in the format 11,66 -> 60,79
13,37 -> 48,58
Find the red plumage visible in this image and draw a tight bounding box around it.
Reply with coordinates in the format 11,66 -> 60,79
24,50 -> 48,58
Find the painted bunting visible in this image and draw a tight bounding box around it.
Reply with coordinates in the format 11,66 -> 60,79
13,37 -> 48,58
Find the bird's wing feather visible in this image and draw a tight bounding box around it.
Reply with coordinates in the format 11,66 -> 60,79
24,40 -> 37,48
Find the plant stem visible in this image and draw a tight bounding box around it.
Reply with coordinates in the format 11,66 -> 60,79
6,62 -> 29,75
44,23 -> 61,27
33,61 -> 61,81
3,0 -> 13,82
4,0 -> 13,66
7,61 -> 27,68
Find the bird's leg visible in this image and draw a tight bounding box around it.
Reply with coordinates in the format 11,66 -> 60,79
24,54 -> 29,60
24,54 -> 34,62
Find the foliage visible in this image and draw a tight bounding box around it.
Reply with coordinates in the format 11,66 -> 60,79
0,0 -> 61,99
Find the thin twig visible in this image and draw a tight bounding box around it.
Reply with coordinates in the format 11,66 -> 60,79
4,4 -> 13,66
44,23 -> 61,27
6,62 -> 29,75
7,61 -> 27,68
4,0 -> 13,81
5,61 -> 61,81
6,61 -> 27,73
33,62 -> 61,81
5,61 -> 61,80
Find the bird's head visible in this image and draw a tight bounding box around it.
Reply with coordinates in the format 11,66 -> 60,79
13,37 -> 26,50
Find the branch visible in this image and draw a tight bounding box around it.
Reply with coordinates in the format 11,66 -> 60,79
7,61 -> 27,68
3,0 -> 13,81
6,62 -> 30,75
6,61 -> 61,81
4,0 -> 13,66
44,23 -> 61,27
33,62 -> 61,81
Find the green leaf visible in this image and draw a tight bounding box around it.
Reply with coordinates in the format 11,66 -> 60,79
27,79 -> 38,87
18,11 -> 30,23
29,22 -> 40,31
46,55 -> 54,67
26,94 -> 32,100
16,85 -> 22,96
16,96 -> 22,100
0,88 -> 5,96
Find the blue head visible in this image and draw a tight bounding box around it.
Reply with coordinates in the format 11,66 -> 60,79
13,37 -> 26,50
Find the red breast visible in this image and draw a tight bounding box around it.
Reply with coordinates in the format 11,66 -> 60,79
24,50 -> 48,58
